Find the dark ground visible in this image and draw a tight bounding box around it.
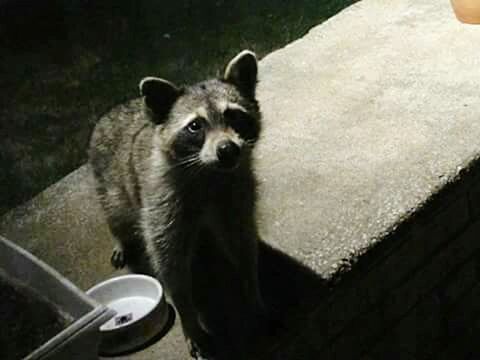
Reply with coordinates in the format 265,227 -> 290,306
0,272 -> 72,359
0,0 -> 356,215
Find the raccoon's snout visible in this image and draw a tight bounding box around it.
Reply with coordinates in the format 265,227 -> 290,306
216,140 -> 240,169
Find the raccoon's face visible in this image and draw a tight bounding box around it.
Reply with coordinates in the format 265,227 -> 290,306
162,80 -> 260,171
140,50 -> 261,172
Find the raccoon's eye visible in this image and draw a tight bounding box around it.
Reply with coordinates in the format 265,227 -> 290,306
186,118 -> 204,134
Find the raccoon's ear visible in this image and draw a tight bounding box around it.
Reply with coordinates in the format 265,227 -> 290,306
224,50 -> 258,97
139,77 -> 181,123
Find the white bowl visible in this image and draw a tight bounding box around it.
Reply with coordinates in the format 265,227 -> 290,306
86,274 -> 171,356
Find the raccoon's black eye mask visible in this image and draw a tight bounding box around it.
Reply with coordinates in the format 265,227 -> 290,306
171,118 -> 206,159
224,109 -> 258,141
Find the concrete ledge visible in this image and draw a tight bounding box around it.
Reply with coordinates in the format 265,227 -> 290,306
256,0 -> 480,278
2,0 -> 480,358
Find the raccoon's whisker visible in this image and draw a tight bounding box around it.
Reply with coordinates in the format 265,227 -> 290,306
180,157 -> 202,170
169,158 -> 204,184
182,157 -> 205,173
168,155 -> 201,171
187,163 -> 206,179
173,162 -> 205,191
177,154 -> 198,165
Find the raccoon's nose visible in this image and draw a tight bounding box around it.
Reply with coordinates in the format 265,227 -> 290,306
217,141 -> 240,169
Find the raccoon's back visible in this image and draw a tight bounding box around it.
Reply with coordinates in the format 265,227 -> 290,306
89,98 -> 151,184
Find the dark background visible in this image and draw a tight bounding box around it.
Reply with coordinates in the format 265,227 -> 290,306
0,0 -> 356,215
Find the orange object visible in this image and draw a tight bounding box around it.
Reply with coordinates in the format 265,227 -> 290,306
451,0 -> 480,24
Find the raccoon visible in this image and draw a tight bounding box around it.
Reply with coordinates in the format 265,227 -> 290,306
89,50 -> 265,359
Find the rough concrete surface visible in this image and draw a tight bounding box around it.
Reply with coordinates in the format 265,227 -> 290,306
1,0 -> 480,358
255,0 -> 480,278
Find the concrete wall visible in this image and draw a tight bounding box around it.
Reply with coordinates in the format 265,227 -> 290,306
257,163 -> 480,359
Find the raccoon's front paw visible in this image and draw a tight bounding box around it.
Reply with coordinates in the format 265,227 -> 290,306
111,246 -> 126,269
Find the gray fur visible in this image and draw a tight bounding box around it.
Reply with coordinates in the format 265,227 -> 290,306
89,51 -> 264,359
